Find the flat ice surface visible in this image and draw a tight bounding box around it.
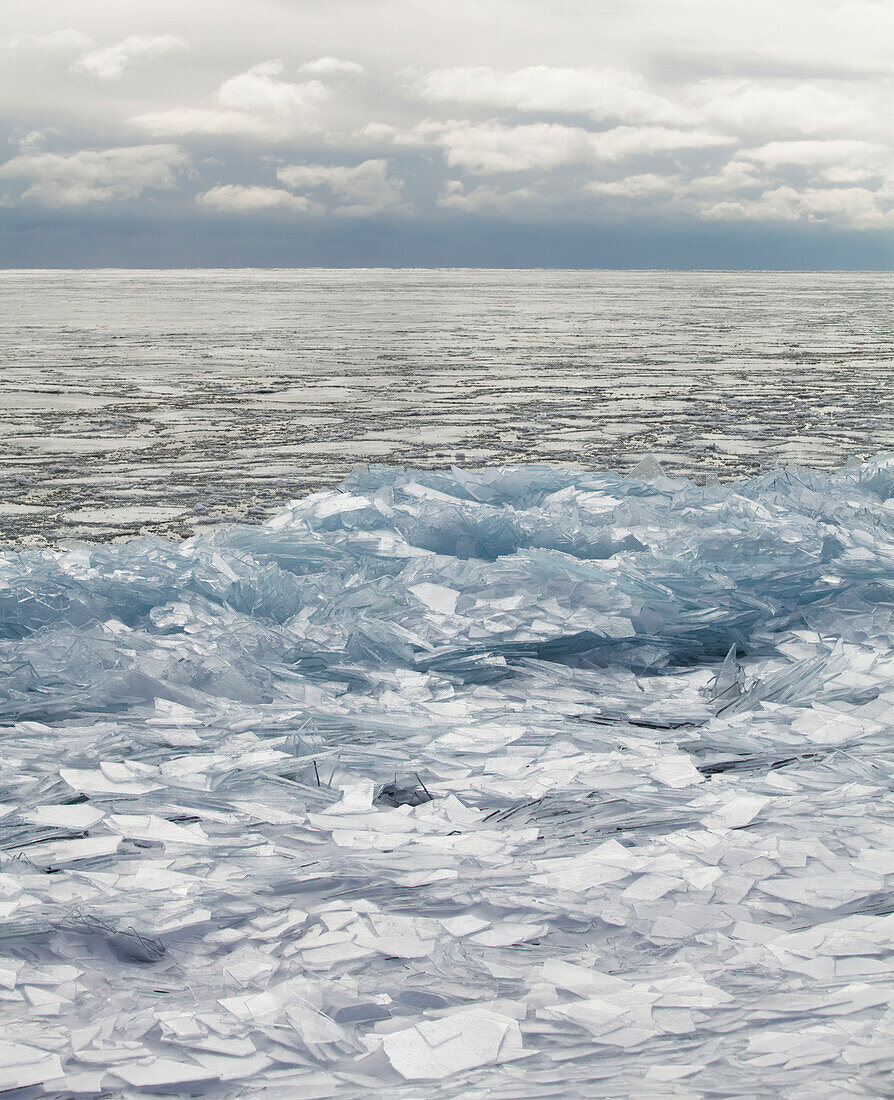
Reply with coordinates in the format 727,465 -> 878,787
2,458 -> 894,1097
1,269 -> 893,544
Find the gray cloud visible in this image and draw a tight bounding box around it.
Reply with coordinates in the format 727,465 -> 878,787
1,0 -> 892,263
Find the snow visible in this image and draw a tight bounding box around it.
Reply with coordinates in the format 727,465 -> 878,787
1,457 -> 894,1096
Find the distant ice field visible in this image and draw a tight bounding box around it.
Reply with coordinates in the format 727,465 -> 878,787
1,268 -> 892,545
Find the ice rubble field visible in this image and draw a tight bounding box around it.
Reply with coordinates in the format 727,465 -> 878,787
1,460 -> 894,1099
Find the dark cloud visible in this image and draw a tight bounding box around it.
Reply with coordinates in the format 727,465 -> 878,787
3,203 -> 893,269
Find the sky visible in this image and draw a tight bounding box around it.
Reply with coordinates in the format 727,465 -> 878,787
2,0 -> 893,268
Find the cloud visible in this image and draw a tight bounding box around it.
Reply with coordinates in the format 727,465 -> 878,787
0,144 -> 186,205
740,139 -> 886,167
579,142 -> 894,228
725,139 -> 894,191
415,65 -> 891,147
687,79 -> 887,141
591,126 -> 735,160
196,184 -> 321,212
132,108 -> 277,139
132,60 -> 328,140
1,29 -> 94,55
585,173 -> 680,198
13,129 -> 56,153
276,158 -> 409,216
396,120 -> 733,173
2,2 -> 893,252
574,145 -> 894,229
216,60 -> 327,114
72,35 -> 188,80
437,179 -> 539,215
417,66 -> 687,126
739,138 -> 892,175
703,185 -> 894,229
298,56 -> 365,78
689,158 -> 764,192
195,159 -> 408,218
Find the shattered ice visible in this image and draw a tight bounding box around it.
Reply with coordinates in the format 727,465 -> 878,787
1,458 -> 894,1096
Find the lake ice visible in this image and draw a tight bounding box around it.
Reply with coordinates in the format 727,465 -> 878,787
2,269 -> 892,546
2,457 -> 894,1096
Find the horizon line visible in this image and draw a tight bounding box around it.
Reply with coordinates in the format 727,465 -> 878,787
2,265 -> 892,274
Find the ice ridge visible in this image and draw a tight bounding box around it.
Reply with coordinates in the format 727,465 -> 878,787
0,457 -> 893,1096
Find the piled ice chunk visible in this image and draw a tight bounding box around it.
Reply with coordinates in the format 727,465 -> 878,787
1,457 -> 894,1096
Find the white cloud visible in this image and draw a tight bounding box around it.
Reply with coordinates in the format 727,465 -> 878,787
689,158 -> 764,192
416,65 -> 892,148
196,184 -> 320,212
592,126 -> 735,160
298,56 -> 365,78
585,173 -> 680,198
0,144 -> 186,205
1,29 -> 94,55
72,35 -> 188,80
704,185 -> 894,229
14,129 -> 54,152
403,120 -> 584,172
740,139 -> 889,169
132,107 -> 277,139
194,159 -> 408,219
396,120 -> 733,173
418,66 -> 688,126
355,122 -> 401,144
217,61 -> 327,115
437,179 -> 539,214
276,158 -> 409,216
730,139 -> 894,191
822,163 -> 893,186
687,80 -> 887,141
574,148 -> 894,228
132,60 -> 328,140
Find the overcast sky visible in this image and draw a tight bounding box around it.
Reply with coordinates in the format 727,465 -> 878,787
2,0 -> 893,267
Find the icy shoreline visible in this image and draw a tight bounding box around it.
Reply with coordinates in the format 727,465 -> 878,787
1,459 -> 894,1097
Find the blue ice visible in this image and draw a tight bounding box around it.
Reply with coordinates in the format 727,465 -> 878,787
1,457 -> 893,1096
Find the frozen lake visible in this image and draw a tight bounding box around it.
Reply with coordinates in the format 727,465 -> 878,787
1,268 -> 892,544
2,460 -> 894,1096
2,272 -> 894,1096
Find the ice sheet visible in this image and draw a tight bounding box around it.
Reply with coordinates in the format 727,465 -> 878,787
1,457 -> 894,1096
2,270 -> 893,546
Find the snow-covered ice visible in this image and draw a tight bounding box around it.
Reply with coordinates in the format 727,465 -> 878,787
2,458 -> 894,1097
